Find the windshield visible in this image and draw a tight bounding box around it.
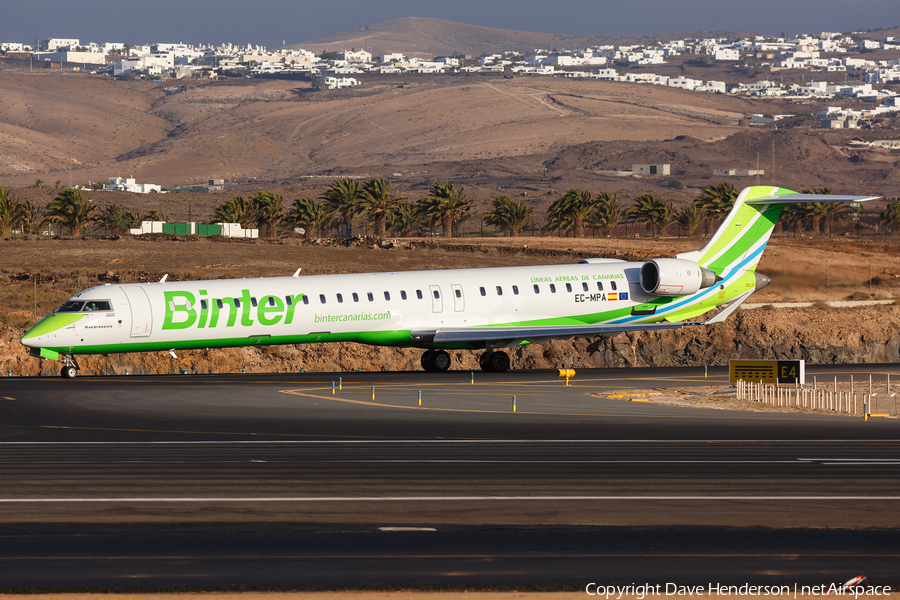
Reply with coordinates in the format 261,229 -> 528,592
55,300 -> 112,313
56,301 -> 84,313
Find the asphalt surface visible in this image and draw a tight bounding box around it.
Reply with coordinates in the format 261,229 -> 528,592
0,365 -> 898,588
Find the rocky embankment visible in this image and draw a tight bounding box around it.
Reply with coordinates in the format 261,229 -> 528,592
1,305 -> 897,377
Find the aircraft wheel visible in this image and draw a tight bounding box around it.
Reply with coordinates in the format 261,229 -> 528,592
479,352 -> 496,372
489,351 -> 511,373
431,350 -> 451,372
61,365 -> 77,379
420,350 -> 435,372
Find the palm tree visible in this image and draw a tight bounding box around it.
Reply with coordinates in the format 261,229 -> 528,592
879,199 -> 900,234
321,178 -> 365,234
97,204 -> 139,234
211,197 -> 255,228
17,199 -> 45,235
142,209 -> 171,222
625,193 -> 673,236
593,192 -> 621,236
800,188 -> 842,235
0,187 -> 23,236
251,191 -> 284,238
545,189 -> 596,238
484,195 -> 533,236
44,188 -> 96,235
388,200 -> 422,237
781,203 -> 806,237
693,182 -> 738,234
361,178 -> 404,237
416,181 -> 472,238
675,204 -> 705,237
283,197 -> 334,239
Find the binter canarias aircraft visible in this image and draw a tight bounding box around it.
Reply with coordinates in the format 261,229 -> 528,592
21,186 -> 878,378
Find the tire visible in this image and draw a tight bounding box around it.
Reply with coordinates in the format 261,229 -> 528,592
420,350 -> 434,371
479,352 -> 495,372
61,366 -> 77,379
489,351 -> 511,373
432,350 -> 451,371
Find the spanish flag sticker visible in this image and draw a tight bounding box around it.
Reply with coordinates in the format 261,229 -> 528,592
608,292 -> 618,301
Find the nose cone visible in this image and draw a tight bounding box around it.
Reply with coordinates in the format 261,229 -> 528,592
20,313 -> 84,348
754,272 -> 771,291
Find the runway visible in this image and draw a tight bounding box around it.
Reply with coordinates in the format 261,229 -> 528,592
1,365 -> 899,587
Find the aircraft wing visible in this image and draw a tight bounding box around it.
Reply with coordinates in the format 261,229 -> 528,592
412,322 -> 687,348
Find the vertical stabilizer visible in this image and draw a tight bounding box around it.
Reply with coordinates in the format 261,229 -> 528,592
676,186 -> 791,275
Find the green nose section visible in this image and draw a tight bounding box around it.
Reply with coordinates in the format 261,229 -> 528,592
21,313 -> 84,342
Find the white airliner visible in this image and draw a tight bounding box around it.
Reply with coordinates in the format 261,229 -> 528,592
21,186 -> 877,378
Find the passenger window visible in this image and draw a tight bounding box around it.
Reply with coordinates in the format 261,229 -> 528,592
302,295 -> 309,305
336,293 -> 343,303
384,291 -> 391,301
416,290 -> 423,299
550,284 -> 556,293
533,284 -> 540,294
268,297 -> 276,306
496,286 -> 503,296
285,296 -> 293,306
367,292 -> 374,302
582,282 -> 589,292
251,297 -> 258,308
455,289 -> 462,298
319,294 -> 326,304
200,300 -> 208,310
433,290 -> 440,299
401,290 -> 407,300
611,281 -> 617,291
513,285 -> 519,295
597,282 -> 603,291
234,299 -> 241,308
480,286 -> 486,296
566,283 -> 572,292
353,293 -> 359,302
217,299 -> 224,309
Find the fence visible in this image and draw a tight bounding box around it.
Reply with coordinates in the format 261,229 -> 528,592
736,375 -> 898,416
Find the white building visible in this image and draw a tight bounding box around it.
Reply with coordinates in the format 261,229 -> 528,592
322,76 -> 359,89
40,38 -> 79,51
31,51 -> 107,65
340,50 -> 372,63
712,48 -> 739,61
1,42 -> 25,52
103,177 -> 162,194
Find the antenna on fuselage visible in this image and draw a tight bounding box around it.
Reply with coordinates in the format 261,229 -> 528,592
159,274 -> 168,283
292,268 -> 301,277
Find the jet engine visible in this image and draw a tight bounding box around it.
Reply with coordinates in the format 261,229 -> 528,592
639,258 -> 719,297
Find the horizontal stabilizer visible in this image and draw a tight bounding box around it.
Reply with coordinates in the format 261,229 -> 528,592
746,194 -> 880,204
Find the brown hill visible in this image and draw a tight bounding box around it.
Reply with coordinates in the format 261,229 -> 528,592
294,16 -> 754,58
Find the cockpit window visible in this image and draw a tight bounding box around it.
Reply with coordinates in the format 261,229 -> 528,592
57,301 -> 84,313
83,300 -> 111,312
57,300 -> 112,312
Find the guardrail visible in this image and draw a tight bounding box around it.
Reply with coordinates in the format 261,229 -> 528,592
736,375 -> 898,418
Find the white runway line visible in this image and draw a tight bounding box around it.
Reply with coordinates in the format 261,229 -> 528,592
1,496 -> 900,502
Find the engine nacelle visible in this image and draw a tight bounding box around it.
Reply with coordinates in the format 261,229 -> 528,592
639,258 -> 718,297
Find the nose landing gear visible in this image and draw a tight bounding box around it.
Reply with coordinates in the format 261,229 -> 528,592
59,355 -> 80,379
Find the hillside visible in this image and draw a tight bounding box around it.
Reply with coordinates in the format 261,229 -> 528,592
294,17 -> 755,57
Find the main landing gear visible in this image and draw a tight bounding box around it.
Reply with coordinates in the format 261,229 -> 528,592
421,349 -> 452,372
419,350 -> 511,373
479,350 -> 511,373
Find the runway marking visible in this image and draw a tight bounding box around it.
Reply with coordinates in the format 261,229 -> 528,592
23,425 -> 409,440
1,439 -> 898,444
1,495 -> 899,502
1,553 -> 897,560
0,397 -> 14,401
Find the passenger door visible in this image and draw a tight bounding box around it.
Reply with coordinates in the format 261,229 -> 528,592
121,286 -> 153,337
